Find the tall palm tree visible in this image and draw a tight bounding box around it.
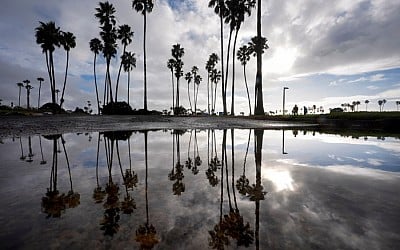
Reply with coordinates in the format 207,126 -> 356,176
364,100 -> 369,111
17,82 -> 24,107
396,101 -> 400,111
185,72 -> 193,113
37,77 -> 44,109
206,53 -> 219,114
95,1 -> 118,104
23,80 -> 33,109
237,45 -> 251,115
209,0 -> 228,114
382,99 -> 387,111
115,24 -> 134,102
121,51 -> 137,106
167,59 -> 176,112
59,31 -> 76,108
132,0 -> 154,111
35,21 -> 62,105
171,44 -> 184,114
90,38 -> 103,114
192,67 -> 202,115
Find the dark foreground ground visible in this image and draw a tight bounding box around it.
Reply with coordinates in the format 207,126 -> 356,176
0,112 -> 399,138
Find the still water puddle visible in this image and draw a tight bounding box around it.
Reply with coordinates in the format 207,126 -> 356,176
0,129 -> 399,249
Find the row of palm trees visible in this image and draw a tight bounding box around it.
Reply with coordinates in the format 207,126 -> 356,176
35,22 -> 76,109
340,99 -> 400,112
33,0 -> 267,115
15,78 -> 41,109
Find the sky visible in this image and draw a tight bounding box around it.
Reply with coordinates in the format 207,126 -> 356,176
1,0 -> 400,114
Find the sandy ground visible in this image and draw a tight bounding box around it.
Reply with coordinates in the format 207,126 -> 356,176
0,115 -> 316,138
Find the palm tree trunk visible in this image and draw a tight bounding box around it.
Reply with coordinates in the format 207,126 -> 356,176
193,79 -> 196,114
103,75 -> 107,107
60,51 -> 69,108
127,70 -> 131,105
176,78 -> 180,112
225,28 -> 233,115
115,45 -> 127,103
93,54 -> 101,114
38,81 -> 42,109
244,65 -> 251,115
219,14 -> 226,115
195,84 -> 200,115
45,51 -> 54,105
231,28 -> 239,116
207,75 -> 210,114
187,83 -> 192,112
18,87 -> 21,107
106,60 -> 114,102
143,13 -> 148,111
213,82 -> 218,112
26,88 -> 30,109
171,71 -> 175,113
49,52 -> 56,104
254,0 -> 264,115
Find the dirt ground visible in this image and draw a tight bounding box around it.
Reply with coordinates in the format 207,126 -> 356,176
0,115 -> 316,138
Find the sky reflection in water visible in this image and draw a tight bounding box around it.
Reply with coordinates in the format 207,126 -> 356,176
0,129 -> 399,250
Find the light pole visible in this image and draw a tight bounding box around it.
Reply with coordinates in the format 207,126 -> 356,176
283,87 -> 289,115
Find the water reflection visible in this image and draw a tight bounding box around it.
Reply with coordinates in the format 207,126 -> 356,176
41,134 -> 80,218
0,129 -> 399,249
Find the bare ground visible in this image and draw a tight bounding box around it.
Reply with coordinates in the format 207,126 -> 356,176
0,114 -> 316,138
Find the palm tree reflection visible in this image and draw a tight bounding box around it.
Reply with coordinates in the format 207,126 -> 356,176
209,129 -> 254,249
169,129 -> 186,195
206,129 -> 220,187
136,131 -> 159,249
97,131 -> 137,236
19,137 -> 26,161
41,134 -> 80,218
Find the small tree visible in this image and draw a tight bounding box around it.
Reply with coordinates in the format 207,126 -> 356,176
23,80 -> 33,109
365,100 -> 369,111
17,82 -> 24,107
396,101 -> 400,111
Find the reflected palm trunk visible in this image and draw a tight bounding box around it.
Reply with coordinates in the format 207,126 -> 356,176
254,129 -> 265,250
237,130 -> 251,195
93,133 -> 106,204
26,136 -> 34,162
231,129 -> 238,211
39,136 -> 46,165
19,137 -> 26,161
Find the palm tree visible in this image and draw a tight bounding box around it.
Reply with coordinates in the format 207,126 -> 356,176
167,59 -> 176,112
132,0 -> 154,111
192,67 -> 202,115
17,82 -> 24,107
59,31 -> 76,108
89,38 -> 103,114
205,53 -> 219,114
115,24 -> 134,102
95,1 -> 118,104
35,21 -> 62,105
209,0 -> 228,114
396,101 -> 400,111
37,77 -> 44,109
237,45 -> 251,115
171,44 -> 184,114
365,100 -> 369,111
23,80 -> 33,109
185,72 -> 193,113
121,51 -> 137,106
378,100 -> 383,112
